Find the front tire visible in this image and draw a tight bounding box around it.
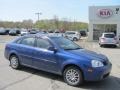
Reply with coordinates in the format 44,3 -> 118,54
63,66 -> 83,86
10,55 -> 21,69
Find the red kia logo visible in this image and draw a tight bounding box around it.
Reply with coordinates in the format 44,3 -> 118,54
97,9 -> 113,18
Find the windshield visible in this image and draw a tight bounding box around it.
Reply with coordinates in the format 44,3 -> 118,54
51,37 -> 82,50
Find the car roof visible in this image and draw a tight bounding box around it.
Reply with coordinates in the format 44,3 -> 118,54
22,34 -> 61,39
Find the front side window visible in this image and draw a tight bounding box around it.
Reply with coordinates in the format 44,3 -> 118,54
51,37 -> 82,50
36,38 -> 52,49
20,37 -> 35,47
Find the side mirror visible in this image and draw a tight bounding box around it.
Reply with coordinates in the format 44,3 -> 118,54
48,47 -> 58,53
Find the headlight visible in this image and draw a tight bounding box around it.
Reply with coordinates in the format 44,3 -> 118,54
91,60 -> 104,67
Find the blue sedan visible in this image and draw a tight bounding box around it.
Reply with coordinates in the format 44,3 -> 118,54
4,35 -> 112,86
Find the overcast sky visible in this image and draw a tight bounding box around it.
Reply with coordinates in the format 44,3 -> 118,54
0,0 -> 120,22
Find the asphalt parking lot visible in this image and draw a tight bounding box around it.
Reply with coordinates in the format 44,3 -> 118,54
0,35 -> 120,90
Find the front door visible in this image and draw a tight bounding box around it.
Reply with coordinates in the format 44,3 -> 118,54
32,38 -> 59,73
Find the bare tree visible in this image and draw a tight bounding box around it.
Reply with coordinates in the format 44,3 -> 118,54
53,15 -> 59,29
22,19 -> 33,29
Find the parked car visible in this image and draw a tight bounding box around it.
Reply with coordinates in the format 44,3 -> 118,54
53,31 -> 64,37
80,30 -> 87,37
42,30 -> 48,34
65,31 -> 81,41
29,29 -> 39,34
5,29 -> 10,34
99,33 -> 118,47
9,30 -> 18,36
16,29 -> 21,34
48,30 -> 54,33
48,30 -> 54,36
21,29 -> 29,36
5,35 -> 112,86
37,31 -> 48,36
0,29 -> 8,35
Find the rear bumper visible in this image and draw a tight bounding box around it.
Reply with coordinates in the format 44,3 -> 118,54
100,42 -> 117,45
99,39 -> 118,45
83,63 -> 112,81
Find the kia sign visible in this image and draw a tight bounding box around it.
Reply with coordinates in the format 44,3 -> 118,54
97,9 -> 113,18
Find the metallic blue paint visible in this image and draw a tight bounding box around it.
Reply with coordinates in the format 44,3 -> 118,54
4,35 -> 112,81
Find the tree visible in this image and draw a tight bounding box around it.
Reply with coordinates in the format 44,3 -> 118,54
21,19 -> 33,29
0,18 -> 88,31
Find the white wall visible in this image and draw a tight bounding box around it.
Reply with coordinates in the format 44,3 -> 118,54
89,6 -> 120,41
117,23 -> 120,38
89,6 -> 120,21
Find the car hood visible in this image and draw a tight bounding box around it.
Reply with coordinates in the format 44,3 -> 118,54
67,49 -> 108,62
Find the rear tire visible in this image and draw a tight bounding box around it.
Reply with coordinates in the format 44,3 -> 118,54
100,44 -> 104,47
63,66 -> 83,86
10,55 -> 21,69
113,45 -> 117,48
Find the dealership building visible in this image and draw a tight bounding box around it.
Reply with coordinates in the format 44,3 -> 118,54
89,6 -> 120,41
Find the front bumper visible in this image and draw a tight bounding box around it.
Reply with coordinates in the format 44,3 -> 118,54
83,62 -> 112,81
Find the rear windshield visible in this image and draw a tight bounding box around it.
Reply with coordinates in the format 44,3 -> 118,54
104,34 -> 115,38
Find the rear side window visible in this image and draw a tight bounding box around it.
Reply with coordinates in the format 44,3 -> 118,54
20,37 -> 35,47
104,34 -> 115,38
36,38 -> 52,49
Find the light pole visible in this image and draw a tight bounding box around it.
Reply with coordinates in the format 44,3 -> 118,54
35,12 -> 42,21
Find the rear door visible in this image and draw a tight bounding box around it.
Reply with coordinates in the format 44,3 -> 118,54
18,36 -> 36,66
